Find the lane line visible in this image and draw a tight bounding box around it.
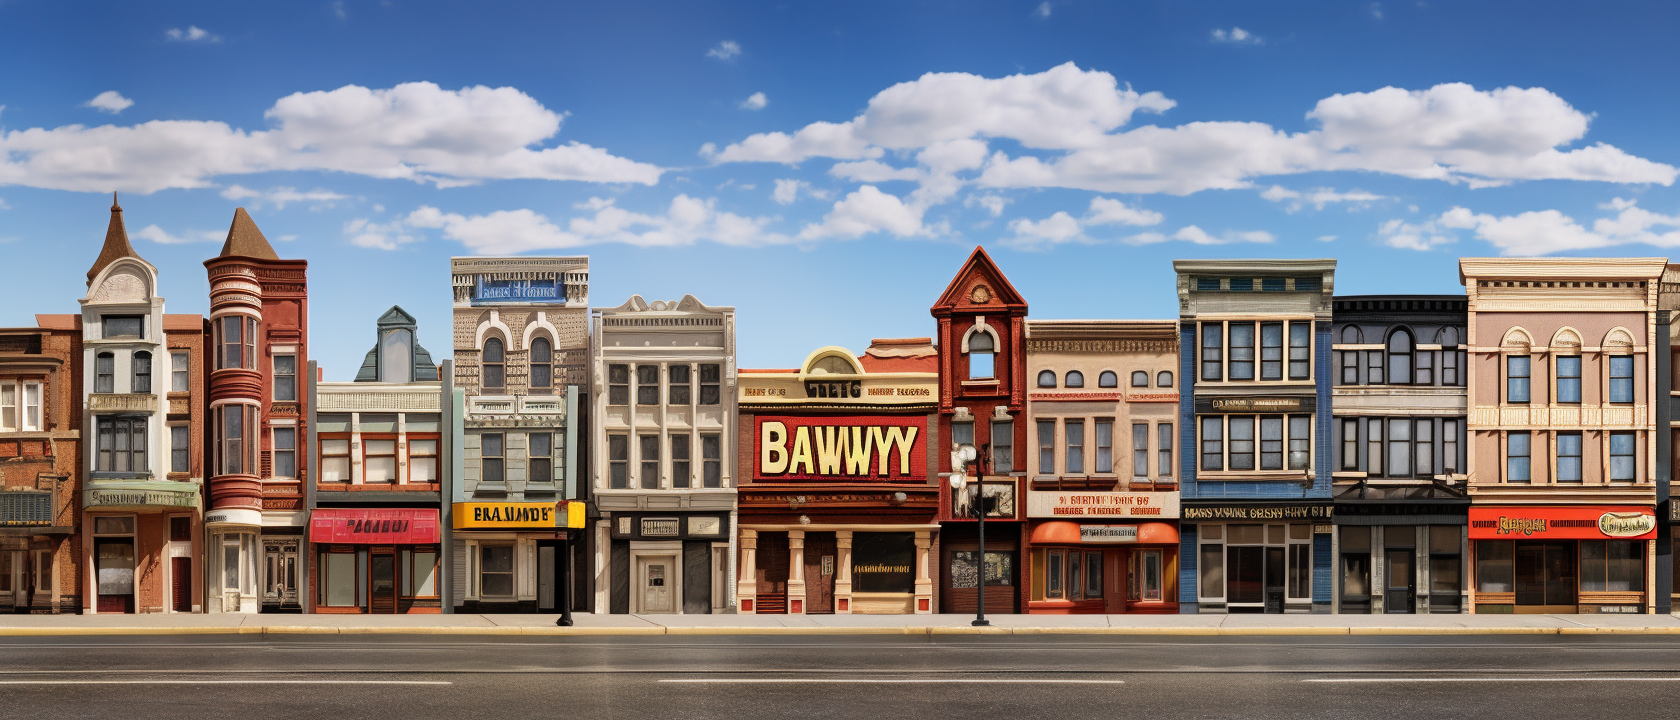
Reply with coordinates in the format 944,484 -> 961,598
1306,677 -> 1680,683
0,680 -> 451,685
659,678 -> 1125,684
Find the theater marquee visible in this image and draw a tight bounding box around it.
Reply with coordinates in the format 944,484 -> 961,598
754,416 -> 927,481
1027,491 -> 1180,519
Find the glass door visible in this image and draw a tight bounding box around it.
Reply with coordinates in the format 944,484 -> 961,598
262,539 -> 299,610
369,551 -> 396,613
95,539 -> 136,614
1384,549 -> 1414,614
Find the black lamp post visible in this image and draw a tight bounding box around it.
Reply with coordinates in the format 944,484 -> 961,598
556,509 -> 573,626
954,442 -> 991,627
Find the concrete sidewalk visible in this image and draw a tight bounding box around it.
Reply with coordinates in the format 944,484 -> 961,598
5,611 -> 1680,636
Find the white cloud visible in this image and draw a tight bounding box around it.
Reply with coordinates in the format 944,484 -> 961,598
798,186 -> 929,241
1004,196 -> 1164,248
772,179 -> 804,205
220,184 -> 351,209
706,41 -> 741,60
1260,185 -> 1389,212
344,217 -> 418,250
333,1 -> 347,19
1034,2 -> 1052,18
133,225 -> 222,244
84,91 -> 134,114
1377,217 -> 1457,251
1370,3 -> 1384,19
1171,225 -> 1275,245
1318,235 -> 1337,242
0,197 -> 9,210
1431,198 -> 1680,255
965,194 -> 1007,217
165,26 -> 220,43
406,195 -> 788,253
1211,27 -> 1261,44
0,81 -> 662,193
740,92 -> 768,111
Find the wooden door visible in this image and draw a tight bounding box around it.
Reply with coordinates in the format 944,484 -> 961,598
171,557 -> 192,612
369,552 -> 397,613
756,532 -> 789,613
804,533 -> 836,614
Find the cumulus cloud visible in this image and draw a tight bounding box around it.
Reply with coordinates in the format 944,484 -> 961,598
133,225 -> 222,244
1034,2 -> 1052,18
1166,226 -> 1275,245
344,217 -> 419,250
1431,199 -> 1680,255
772,179 -> 804,205
706,41 -> 742,60
220,184 -> 351,210
405,196 -> 788,253
1260,185 -> 1389,212
965,194 -> 1008,217
1211,27 -> 1262,44
1004,197 -> 1164,248
740,92 -> 768,111
0,82 -> 661,193
165,26 -> 219,42
798,185 -> 930,241
84,91 -> 134,114
1378,217 -> 1457,251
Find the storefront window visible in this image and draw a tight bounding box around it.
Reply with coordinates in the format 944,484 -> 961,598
1580,540 -> 1644,593
952,551 -> 1012,589
1046,549 -> 1064,598
1429,525 -> 1462,613
480,545 -> 514,598
1475,541 -> 1514,592
1085,551 -> 1102,599
1341,526 -> 1371,612
1288,524 -> 1311,599
1129,550 -> 1163,601
852,532 -> 915,594
1198,525 -> 1224,599
321,551 -> 357,607
405,550 -> 439,597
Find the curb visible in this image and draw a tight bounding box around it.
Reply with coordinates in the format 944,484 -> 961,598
7,624 -> 1680,637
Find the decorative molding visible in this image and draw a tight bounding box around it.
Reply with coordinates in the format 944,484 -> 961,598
87,393 -> 158,413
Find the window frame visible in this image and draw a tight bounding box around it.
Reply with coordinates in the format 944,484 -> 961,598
608,433 -> 629,489
361,434 -> 398,484
1200,322 -> 1223,382
966,331 -> 995,380
639,434 -> 661,489
1132,422 -> 1148,477
102,315 -> 143,340
271,426 -> 296,480
408,434 -> 441,485
170,351 -> 189,393
701,433 -> 723,488
636,365 -> 660,406
699,364 -> 722,405
1506,432 -> 1531,483
607,364 -> 630,406
1197,414 -> 1313,474
273,354 -> 297,402
1556,432 -> 1583,483
95,352 -> 115,394
1609,432 -> 1635,482
1130,371 -> 1148,388
480,432 -> 505,484
1037,419 -> 1055,476
1157,371 -> 1174,388
1094,419 -> 1113,475
671,432 -> 691,489
1064,419 -> 1084,475
1608,355 -> 1634,404
1065,370 -> 1084,388
1099,370 -> 1118,388
95,415 -> 147,473
1555,355 -> 1582,405
319,433 -> 352,483
1506,355 -> 1531,404
990,419 -> 1014,473
1157,423 -> 1174,479
528,431 -> 554,486
1386,329 -> 1414,385
669,364 -> 692,405
132,351 -> 152,393
481,337 -> 505,391
1037,370 -> 1057,388
529,337 -> 553,391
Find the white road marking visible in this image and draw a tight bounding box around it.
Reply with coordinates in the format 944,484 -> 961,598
0,680 -> 451,685
1306,677 -> 1680,683
660,678 -> 1124,684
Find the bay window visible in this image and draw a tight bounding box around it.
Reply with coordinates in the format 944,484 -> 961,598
213,404 -> 258,476
216,315 -> 257,371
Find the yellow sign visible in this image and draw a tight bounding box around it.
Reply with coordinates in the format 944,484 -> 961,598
453,502 -> 585,529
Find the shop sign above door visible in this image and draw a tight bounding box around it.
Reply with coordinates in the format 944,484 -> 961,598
311,508 -> 439,544
1181,504 -> 1331,521
1194,396 -> 1311,414
452,501 -> 585,529
472,277 -> 564,305
1079,525 -> 1140,543
1026,491 -> 1179,519
1469,506 -> 1657,540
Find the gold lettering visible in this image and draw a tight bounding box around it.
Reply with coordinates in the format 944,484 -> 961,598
790,426 -> 815,475
869,427 -> 891,475
815,427 -> 844,475
761,422 -> 789,474
886,426 -> 919,475
845,427 -> 874,476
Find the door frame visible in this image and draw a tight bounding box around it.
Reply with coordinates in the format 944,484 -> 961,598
166,542 -> 193,613
628,541 -> 683,614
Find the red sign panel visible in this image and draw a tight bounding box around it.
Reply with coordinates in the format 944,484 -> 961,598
1469,505 -> 1657,541
310,508 -> 440,544
754,416 -> 927,481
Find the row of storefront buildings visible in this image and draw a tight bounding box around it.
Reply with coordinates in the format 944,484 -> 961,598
2,199 -> 1677,616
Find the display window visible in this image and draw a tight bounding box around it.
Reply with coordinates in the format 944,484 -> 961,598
1195,523 -> 1312,608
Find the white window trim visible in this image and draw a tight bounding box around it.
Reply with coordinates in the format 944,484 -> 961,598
2,379 -> 44,432
1199,318 -> 1316,385
1196,413 -> 1314,475
1196,523 -> 1315,605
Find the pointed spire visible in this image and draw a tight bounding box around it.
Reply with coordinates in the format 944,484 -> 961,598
87,192 -> 143,283
219,207 -> 279,260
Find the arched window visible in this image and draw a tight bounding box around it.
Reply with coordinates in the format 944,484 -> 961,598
1037,370 -> 1057,388
1387,329 -> 1413,385
813,355 -> 857,375
967,331 -> 994,379
133,351 -> 152,393
95,352 -> 114,393
1341,326 -> 1362,344
1098,371 -> 1118,388
380,329 -> 413,383
1157,371 -> 1174,388
529,337 -> 552,390
1066,371 -> 1084,388
482,337 -> 505,390
1131,371 -> 1148,387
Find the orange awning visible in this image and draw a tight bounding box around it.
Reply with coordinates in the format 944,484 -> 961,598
1029,521 -> 1179,545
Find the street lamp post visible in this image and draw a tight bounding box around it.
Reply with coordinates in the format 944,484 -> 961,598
951,443 -> 990,627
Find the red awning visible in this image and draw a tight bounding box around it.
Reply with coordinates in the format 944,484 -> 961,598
310,508 -> 439,544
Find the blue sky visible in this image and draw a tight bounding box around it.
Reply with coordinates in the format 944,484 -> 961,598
2,1 -> 1677,377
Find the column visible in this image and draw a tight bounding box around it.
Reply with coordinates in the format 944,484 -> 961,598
914,530 -> 933,614
1371,525 -> 1385,614
787,530 -> 806,614
835,530 -> 853,614
1417,525 -> 1430,615
736,529 -> 757,613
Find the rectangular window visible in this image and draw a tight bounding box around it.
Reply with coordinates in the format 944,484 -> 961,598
1261,277 -> 1285,292
1507,432 -> 1531,483
1341,418 -> 1359,471
133,352 -> 151,393
1581,541 -> 1645,593
1507,356 -> 1531,403
218,316 -> 242,370
1556,356 -> 1581,404
1229,323 -> 1255,381
364,438 -> 396,483
1609,356 -> 1634,404
1366,350 -> 1384,385
1416,348 -> 1434,385
1260,322 -> 1284,381
97,416 -> 147,472
529,432 -> 553,485
1443,420 -> 1460,475
320,437 -> 350,482
1556,432 -> 1583,483
1064,420 -> 1084,475
1610,432 -> 1635,481
636,366 -> 660,406
274,355 -> 297,402
671,433 -> 691,488
608,434 -> 629,489
479,545 -> 514,598
481,433 -> 504,484
1085,551 -> 1103,598
1200,416 -> 1223,471
0,381 -> 14,431
1201,323 -> 1223,381
103,315 -> 143,339
1259,416 -> 1284,470
25,382 -> 40,431
1037,420 -> 1056,474
96,353 -> 114,393
1339,350 -> 1358,385
1157,423 -> 1173,478
272,428 -> 296,479
1132,422 -> 1148,477
1199,542 -> 1225,599
991,420 -> 1013,472
952,421 -> 974,449
1046,549 -> 1064,599
1442,346 -> 1459,386
1289,322 -> 1311,380
702,433 -> 722,488
1366,418 -> 1383,476
669,365 -> 692,405
699,364 -> 721,405
1386,419 -> 1411,477
1094,420 -> 1113,474
171,425 -> 189,473
608,364 -> 630,406
1288,416 -> 1310,471
1288,543 -> 1311,600
322,551 -> 356,607
1228,417 -> 1255,470
639,435 -> 660,489
171,351 -> 189,392
409,437 -> 439,483
411,551 -> 438,598
1414,420 -> 1433,477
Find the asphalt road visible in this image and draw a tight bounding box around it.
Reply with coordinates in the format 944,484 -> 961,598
4,633 -> 1680,719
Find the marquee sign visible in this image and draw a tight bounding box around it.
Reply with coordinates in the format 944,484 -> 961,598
754,417 -> 926,481
1026,491 -> 1179,519
1469,506 -> 1657,540
311,508 -> 439,544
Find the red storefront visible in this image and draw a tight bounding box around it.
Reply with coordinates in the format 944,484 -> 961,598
1469,505 -> 1657,614
308,508 -> 441,613
1025,491 -> 1180,613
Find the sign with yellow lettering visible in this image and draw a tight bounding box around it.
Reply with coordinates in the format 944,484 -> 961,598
453,502 -> 585,529
754,416 -> 926,481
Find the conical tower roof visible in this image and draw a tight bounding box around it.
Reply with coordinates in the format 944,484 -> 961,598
87,193 -> 144,283
218,207 -> 279,260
